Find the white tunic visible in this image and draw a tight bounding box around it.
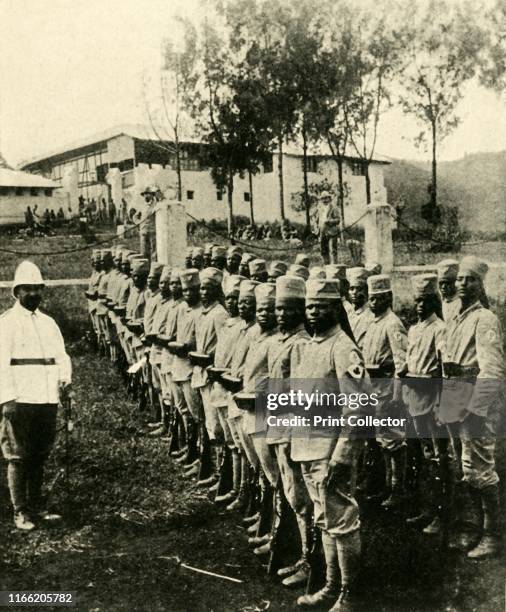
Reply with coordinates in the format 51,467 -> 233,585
0,301 -> 72,405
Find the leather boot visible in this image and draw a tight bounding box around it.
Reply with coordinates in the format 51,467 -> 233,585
216,449 -> 240,504
267,488 -> 291,576
255,475 -> 274,538
198,435 -> 217,487
449,482 -> 482,551
214,445 -> 233,498
468,484 -> 501,559
226,456 -> 250,511
244,466 -> 260,519
282,514 -> 310,587
382,447 -> 406,509
297,531 -> 339,608
365,446 -> 392,502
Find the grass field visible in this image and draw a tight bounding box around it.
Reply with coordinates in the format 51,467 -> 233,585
0,345 -> 504,612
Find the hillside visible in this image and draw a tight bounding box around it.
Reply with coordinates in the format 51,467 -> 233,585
384,151 -> 506,235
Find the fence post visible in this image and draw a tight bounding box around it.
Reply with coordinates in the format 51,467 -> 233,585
364,203 -> 395,273
156,200 -> 187,267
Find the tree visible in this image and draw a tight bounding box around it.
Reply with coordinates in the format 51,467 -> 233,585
344,1 -> 406,205
478,0 -> 506,93
143,17 -> 198,202
398,0 -> 485,219
184,14 -> 272,233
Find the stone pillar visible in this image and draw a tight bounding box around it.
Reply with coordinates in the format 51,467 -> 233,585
61,165 -> 79,217
363,203 -> 394,273
156,200 -> 187,267
106,168 -> 123,213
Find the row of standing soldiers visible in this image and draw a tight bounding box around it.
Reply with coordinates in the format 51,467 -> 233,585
85,242 -> 504,612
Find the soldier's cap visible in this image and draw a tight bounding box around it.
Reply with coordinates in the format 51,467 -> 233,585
149,262 -> 164,277
91,249 -> 101,260
141,184 -> 160,196
170,268 -> 182,283
241,252 -> 255,265
437,258 -> 459,281
268,260 -> 288,278
306,279 -> 341,301
294,253 -> 310,268
458,256 -> 488,281
367,274 -> 392,295
364,261 -> 382,276
13,261 -> 44,292
255,282 -> 276,304
309,266 -> 326,279
131,258 -> 150,275
412,273 -> 438,297
127,252 -> 143,263
185,247 -> 194,258
204,243 -> 217,255
249,259 -> 267,275
199,267 -> 223,286
227,245 -> 243,257
192,247 -> 204,258
101,248 -> 113,260
276,275 -> 306,300
318,190 -> 332,201
179,268 -> 200,289
239,279 -> 259,299
347,267 -> 369,286
211,245 -> 227,259
114,250 -> 125,263
325,264 -> 347,280
160,265 -> 172,283
224,274 -> 247,297
288,264 -> 310,281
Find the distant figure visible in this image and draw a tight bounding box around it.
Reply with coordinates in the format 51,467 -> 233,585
108,199 -> 116,225
317,190 -> 340,264
49,210 -> 56,223
43,209 -> 51,226
57,207 -> 65,221
24,206 -> 34,228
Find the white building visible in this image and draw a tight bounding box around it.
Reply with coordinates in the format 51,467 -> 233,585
20,125 -> 390,227
0,155 -> 61,227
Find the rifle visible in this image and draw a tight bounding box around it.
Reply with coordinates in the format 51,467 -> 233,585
60,387 -> 76,500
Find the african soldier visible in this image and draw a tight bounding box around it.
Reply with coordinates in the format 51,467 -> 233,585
436,259 -> 461,322
346,267 -> 374,352
439,256 -> 504,558
362,274 -> 408,507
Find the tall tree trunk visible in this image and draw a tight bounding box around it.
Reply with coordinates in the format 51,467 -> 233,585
364,161 -> 371,205
431,119 -> 437,212
248,170 -> 255,225
277,133 -> 285,220
302,126 -> 310,236
175,138 -> 182,202
336,156 -> 345,241
227,171 -> 234,234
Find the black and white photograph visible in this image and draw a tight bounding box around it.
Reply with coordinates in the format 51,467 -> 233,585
0,0 -> 505,610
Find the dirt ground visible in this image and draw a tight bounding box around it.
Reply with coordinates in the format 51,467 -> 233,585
0,345 -> 504,612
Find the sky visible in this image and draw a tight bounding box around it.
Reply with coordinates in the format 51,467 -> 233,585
1,0 -> 505,167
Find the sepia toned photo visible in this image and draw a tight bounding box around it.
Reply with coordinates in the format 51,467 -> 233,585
0,0 -> 505,610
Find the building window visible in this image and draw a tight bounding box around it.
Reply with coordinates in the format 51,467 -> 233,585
351,161 -> 366,176
0,187 -> 9,196
187,190 -> 194,200
303,157 -> 318,173
44,188 -> 52,197
244,192 -> 251,202
217,190 -> 223,201
30,188 -> 39,196
263,156 -> 273,173
15,187 -> 24,196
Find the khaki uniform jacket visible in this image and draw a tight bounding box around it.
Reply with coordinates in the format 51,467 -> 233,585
210,316 -> 243,408
144,290 -> 162,336
403,313 -> 445,417
96,270 -> 112,315
265,325 -> 310,442
442,296 -> 461,323
439,301 -> 505,422
363,308 -> 407,400
171,302 -> 203,383
87,269 -> 103,314
290,325 -> 369,465
348,305 -> 374,351
227,320 -> 257,419
241,325 -> 278,435
160,298 -> 184,374
149,296 -> 174,365
192,301 -> 228,389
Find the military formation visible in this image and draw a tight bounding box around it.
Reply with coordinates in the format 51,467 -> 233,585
84,243 -> 505,612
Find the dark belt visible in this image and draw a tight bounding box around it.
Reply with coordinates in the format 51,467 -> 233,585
443,362 -> 479,379
366,366 -> 395,378
10,358 -> 56,366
